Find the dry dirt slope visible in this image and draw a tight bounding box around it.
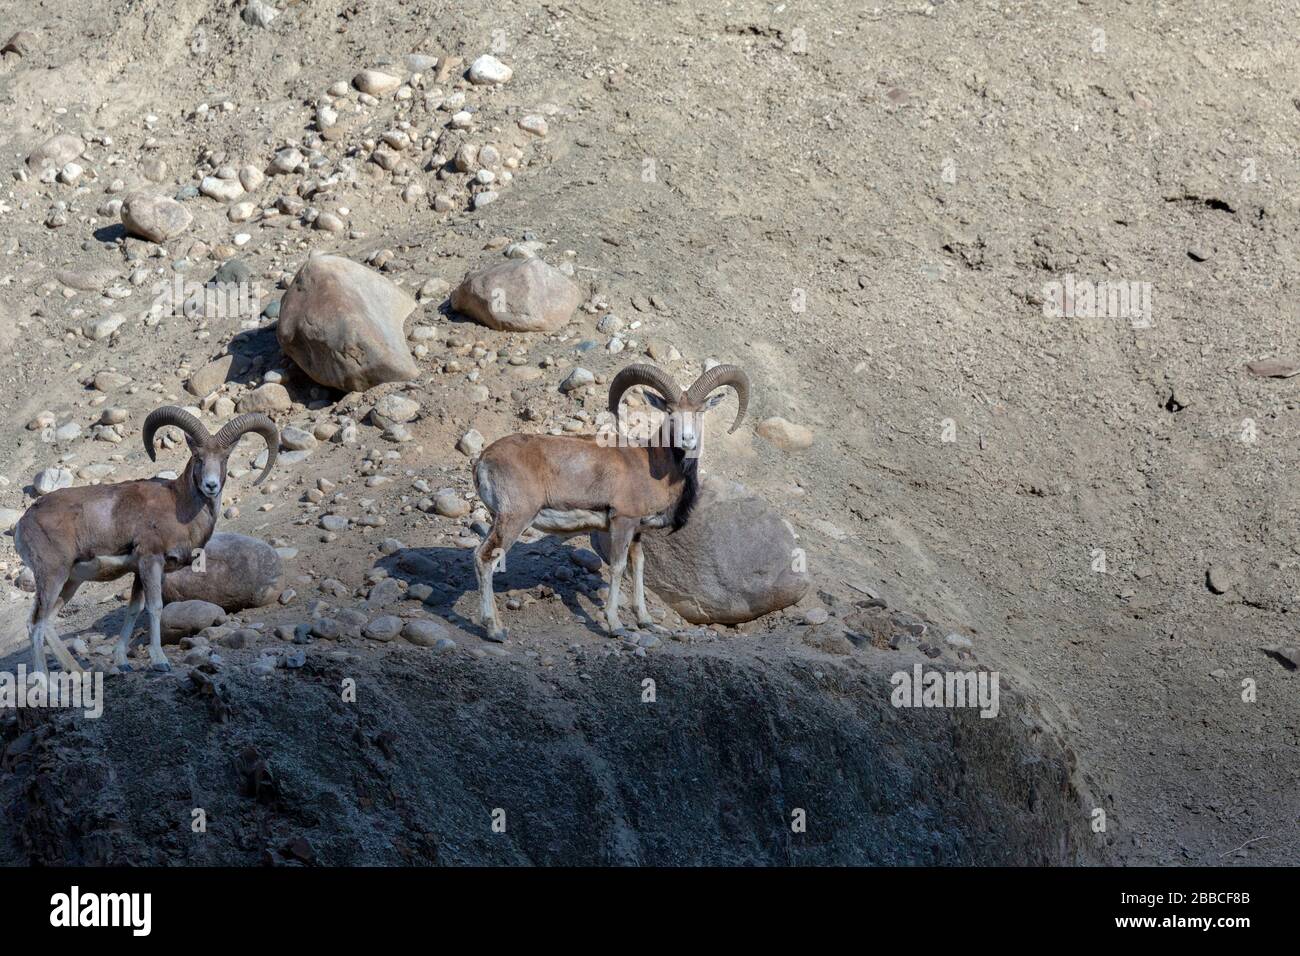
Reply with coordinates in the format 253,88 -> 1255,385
0,0 -> 1298,864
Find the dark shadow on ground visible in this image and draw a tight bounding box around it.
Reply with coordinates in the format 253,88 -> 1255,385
377,538 -> 609,638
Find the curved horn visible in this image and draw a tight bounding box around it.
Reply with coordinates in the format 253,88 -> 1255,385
607,364 -> 683,418
686,364 -> 750,433
142,407 -> 211,461
213,414 -> 280,485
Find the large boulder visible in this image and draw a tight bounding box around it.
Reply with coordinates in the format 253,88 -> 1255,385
163,532 -> 284,612
451,257 -> 582,333
594,476 -> 810,624
276,254 -> 418,391
121,193 -> 192,243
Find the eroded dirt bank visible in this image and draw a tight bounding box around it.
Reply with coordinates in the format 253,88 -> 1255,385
2,640 -> 1098,865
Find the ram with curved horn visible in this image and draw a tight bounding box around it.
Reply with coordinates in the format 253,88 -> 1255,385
14,407 -> 278,673
471,363 -> 749,642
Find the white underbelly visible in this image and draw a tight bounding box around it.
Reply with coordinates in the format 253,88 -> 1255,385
531,508 -> 608,534
70,553 -> 139,583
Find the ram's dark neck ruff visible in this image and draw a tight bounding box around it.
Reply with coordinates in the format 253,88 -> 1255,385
670,449 -> 699,532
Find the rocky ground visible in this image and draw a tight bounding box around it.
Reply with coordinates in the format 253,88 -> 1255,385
1,0 -> 1298,865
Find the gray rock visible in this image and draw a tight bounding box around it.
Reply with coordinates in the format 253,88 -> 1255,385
33,467 -> 73,496
186,355 -> 242,396
594,476 -> 809,624
268,147 -> 304,175
199,176 -> 245,202
1207,565 -> 1238,595
237,383 -> 292,414
121,193 -> 193,243
560,367 -> 594,392
221,628 -> 257,649
213,259 -> 252,285
160,600 -> 227,643
277,254 -> 418,391
241,0 -> 280,27
279,426 -> 318,450
434,489 -> 470,517
27,133 -> 84,170
311,617 -> 341,640
364,615 -> 403,641
571,548 -> 603,573
451,258 -> 582,333
366,577 -> 404,608
457,429 -> 484,457
84,314 -> 125,341
403,618 -> 452,647
371,392 -> 420,425
56,267 -> 117,292
162,532 -> 285,611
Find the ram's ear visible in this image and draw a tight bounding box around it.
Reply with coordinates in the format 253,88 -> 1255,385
703,392 -> 728,411
643,391 -> 670,412
184,433 -> 201,453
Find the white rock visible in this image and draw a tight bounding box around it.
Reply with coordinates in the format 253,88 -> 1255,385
372,393 -> 421,424
200,176 -> 245,202
34,467 -> 74,496
467,54 -> 512,85
242,0 -> 280,28
238,164 -> 265,192
353,69 -> 402,96
268,147 -> 304,175
85,313 -> 126,340
457,429 -> 485,457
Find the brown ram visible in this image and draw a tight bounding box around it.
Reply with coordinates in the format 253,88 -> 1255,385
472,363 -> 749,642
14,407 -> 278,673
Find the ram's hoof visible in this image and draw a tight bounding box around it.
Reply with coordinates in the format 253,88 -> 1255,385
484,627 -> 508,644
149,661 -> 172,674
116,663 -> 133,673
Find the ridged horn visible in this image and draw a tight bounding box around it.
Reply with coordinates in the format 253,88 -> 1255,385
607,364 -> 683,418
142,407 -> 211,462
213,414 -> 280,485
686,364 -> 750,433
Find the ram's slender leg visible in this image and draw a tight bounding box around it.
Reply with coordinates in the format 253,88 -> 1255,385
138,554 -> 170,672
474,511 -> 533,643
628,535 -> 666,633
27,589 -> 48,676
112,576 -> 145,671
605,516 -> 639,637
28,568 -> 83,674
45,578 -> 88,672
